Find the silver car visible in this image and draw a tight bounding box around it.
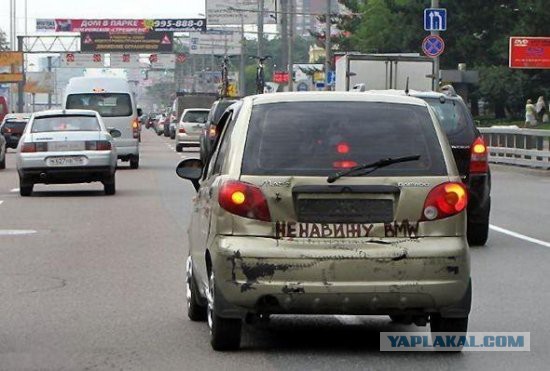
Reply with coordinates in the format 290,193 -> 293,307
175,108 -> 210,152
16,109 -> 120,196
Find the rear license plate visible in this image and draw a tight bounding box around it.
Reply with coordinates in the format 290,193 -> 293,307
48,141 -> 85,151
46,156 -> 87,167
296,198 -> 394,223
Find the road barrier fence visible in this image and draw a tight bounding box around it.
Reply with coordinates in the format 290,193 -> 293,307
479,127 -> 550,169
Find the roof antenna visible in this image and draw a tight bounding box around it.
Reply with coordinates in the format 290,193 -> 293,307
405,77 -> 410,95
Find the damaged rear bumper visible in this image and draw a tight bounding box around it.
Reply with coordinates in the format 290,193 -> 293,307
210,235 -> 471,319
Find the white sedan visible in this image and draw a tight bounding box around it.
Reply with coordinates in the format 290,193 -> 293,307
16,109 -> 120,196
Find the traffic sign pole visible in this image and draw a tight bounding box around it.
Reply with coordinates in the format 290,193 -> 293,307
431,0 -> 440,90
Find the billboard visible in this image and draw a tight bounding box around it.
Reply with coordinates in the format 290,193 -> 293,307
80,32 -> 174,53
0,52 -> 24,82
510,37 -> 550,69
36,18 -> 206,33
189,31 -> 240,55
206,0 -> 276,25
24,72 -> 54,94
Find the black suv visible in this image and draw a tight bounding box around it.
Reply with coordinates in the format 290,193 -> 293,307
410,87 -> 491,246
199,98 -> 239,161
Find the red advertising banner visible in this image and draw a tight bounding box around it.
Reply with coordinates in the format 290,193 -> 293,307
509,37 -> 550,69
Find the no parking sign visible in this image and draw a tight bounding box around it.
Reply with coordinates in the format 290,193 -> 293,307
422,35 -> 445,58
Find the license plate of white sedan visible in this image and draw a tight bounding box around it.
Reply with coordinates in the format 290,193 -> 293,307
46,156 -> 87,167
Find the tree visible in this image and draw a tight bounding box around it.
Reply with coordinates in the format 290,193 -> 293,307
0,29 -> 9,51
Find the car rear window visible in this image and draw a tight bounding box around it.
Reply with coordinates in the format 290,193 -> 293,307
31,115 -> 100,133
182,110 -> 209,123
66,93 -> 132,117
4,119 -> 28,130
212,101 -> 235,124
421,98 -> 477,145
242,101 -> 447,176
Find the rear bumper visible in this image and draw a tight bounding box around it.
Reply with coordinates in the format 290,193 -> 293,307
176,133 -> 200,146
208,236 -> 471,319
114,143 -> 139,158
19,166 -> 114,184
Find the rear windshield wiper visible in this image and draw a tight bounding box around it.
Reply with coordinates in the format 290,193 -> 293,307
327,155 -> 421,183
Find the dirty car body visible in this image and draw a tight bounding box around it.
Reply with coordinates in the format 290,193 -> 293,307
178,92 -> 472,350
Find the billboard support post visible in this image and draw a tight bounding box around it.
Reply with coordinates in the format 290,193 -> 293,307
47,56 -> 52,109
17,36 -> 25,113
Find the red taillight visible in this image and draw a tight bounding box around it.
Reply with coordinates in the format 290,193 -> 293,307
132,119 -> 140,138
179,127 -> 186,133
336,142 -> 350,154
333,160 -> 358,169
470,137 -> 488,174
218,180 -> 271,222
21,143 -> 36,152
421,182 -> 468,221
86,141 -> 111,150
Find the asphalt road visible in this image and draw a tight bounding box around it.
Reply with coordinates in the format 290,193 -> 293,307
1,129 -> 549,370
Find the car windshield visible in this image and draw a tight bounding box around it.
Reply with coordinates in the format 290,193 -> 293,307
31,115 -> 100,133
66,93 -> 132,117
242,101 -> 447,176
421,98 -> 477,143
182,110 -> 209,123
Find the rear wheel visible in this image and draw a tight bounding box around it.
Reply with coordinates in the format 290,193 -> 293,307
467,221 -> 489,246
430,314 -> 468,351
103,174 -> 116,195
207,271 -> 241,351
0,154 -> 5,169
19,177 -> 33,196
129,157 -> 139,169
176,144 -> 183,152
186,257 -> 207,321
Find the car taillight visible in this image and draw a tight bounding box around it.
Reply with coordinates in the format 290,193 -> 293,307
179,126 -> 186,133
208,126 -> 217,139
85,141 -> 111,150
132,119 -> 139,138
218,180 -> 271,222
21,142 -> 47,152
421,182 -> 468,221
470,137 -> 488,174
333,160 -> 357,169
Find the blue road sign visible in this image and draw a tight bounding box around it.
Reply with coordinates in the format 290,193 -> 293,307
326,70 -> 336,86
315,81 -> 325,90
424,8 -> 447,31
422,35 -> 445,57
296,82 -> 309,91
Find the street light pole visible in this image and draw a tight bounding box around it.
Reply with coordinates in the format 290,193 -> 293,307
431,0 -> 440,90
257,0 -> 264,57
324,0 -> 331,91
288,0 -> 294,91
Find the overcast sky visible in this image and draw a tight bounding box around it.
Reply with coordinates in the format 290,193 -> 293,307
0,0 -> 206,40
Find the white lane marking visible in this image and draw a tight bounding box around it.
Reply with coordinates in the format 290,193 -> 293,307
0,200 -> 3,205
334,315 -> 364,326
490,224 -> 550,248
0,230 -> 37,236
10,188 -> 19,193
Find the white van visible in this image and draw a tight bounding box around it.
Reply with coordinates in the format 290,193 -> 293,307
64,77 -> 141,169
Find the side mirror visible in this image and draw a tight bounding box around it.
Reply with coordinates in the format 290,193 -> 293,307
176,158 -> 203,191
137,108 -> 143,117
108,128 -> 122,138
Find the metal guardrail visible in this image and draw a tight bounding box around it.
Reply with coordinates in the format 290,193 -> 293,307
479,127 -> 550,169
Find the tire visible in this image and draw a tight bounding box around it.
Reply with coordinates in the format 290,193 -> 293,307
129,157 -> 139,169
186,257 -> 207,321
157,131 -> 162,136
19,178 -> 33,196
207,271 -> 241,351
430,314 -> 468,351
176,144 -> 183,152
170,132 -> 176,140
468,221 -> 489,246
0,155 -> 5,169
103,175 -> 116,195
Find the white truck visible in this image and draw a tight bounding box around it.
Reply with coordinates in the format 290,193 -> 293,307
335,53 -> 435,92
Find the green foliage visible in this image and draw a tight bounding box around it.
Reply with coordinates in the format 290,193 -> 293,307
479,66 -> 529,118
0,29 -> 9,51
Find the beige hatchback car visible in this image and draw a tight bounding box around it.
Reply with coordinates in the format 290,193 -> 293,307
176,92 -> 471,351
